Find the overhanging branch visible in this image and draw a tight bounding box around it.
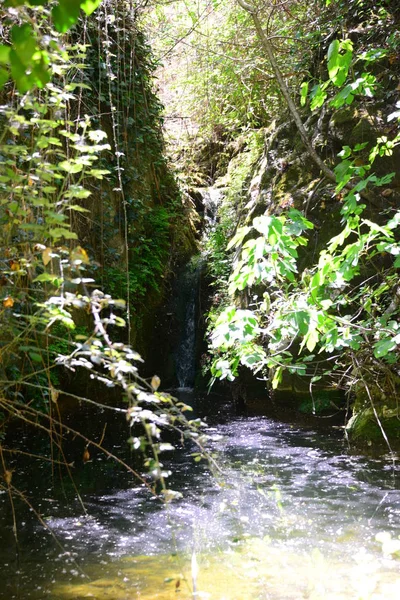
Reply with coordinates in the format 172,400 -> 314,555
236,0 -> 380,208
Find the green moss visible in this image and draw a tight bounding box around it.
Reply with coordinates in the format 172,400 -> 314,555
346,406 -> 400,445
299,391 -> 343,415
349,118 -> 377,146
106,207 -> 169,300
331,106 -> 357,126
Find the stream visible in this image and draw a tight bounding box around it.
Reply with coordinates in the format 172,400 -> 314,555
0,391 -> 400,599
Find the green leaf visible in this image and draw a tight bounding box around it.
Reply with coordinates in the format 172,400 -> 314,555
294,311 -> 310,335
11,24 -> 36,63
33,273 -> 63,285
272,366 -> 283,389
65,204 -> 90,213
327,39 -> 339,81
28,352 -> 43,363
353,142 -> 369,152
52,0 -> 82,33
59,160 -> 83,174
306,328 -> 319,352
310,84 -> 328,111
327,39 -> 339,63
360,48 -> 387,63
8,24 -> 49,91
80,0 -> 102,16
328,39 -> 352,87
64,186 -> 92,199
48,228 -> 78,240
373,339 -> 396,358
0,45 -> 11,64
310,271 -> 321,290
334,159 -> 352,190
88,168 -> 109,179
0,68 -> 8,88
331,85 -> 354,108
300,82 -> 308,107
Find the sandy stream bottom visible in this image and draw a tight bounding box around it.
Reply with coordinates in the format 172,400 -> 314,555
52,537 -> 400,600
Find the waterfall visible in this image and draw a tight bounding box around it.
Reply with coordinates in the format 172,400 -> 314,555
175,259 -> 202,390
174,187 -> 223,390
198,186 -> 223,229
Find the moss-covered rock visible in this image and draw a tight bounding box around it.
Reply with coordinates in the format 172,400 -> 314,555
345,371 -> 400,448
346,407 -> 400,446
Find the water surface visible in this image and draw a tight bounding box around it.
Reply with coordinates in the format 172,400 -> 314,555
1,392 -> 399,599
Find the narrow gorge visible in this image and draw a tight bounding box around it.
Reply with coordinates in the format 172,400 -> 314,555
0,1 -> 400,599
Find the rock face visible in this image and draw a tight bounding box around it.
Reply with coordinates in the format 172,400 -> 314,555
204,15 -> 400,447
251,110 -> 400,441
45,13 -> 201,400
71,19 -> 199,360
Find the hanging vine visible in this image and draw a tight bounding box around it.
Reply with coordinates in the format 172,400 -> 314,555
0,0 -> 207,538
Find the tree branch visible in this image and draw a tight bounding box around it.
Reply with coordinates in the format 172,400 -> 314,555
236,0 -> 381,208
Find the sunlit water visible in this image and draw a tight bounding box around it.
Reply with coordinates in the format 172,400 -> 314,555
1,392 -> 400,599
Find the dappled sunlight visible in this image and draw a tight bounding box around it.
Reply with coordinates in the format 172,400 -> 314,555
2,412 -> 400,599
1,2 -> 400,599
53,538 -> 400,600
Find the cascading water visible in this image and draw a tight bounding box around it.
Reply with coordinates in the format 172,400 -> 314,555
174,259 -> 202,390
174,186 -> 223,390
198,186 -> 223,228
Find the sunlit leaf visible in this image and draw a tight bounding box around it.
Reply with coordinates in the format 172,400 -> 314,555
306,328 -> 319,352
151,374 -> 161,391
52,0 -> 82,33
159,443 -> 174,452
300,81 -> 308,106
162,489 -> 182,502
374,339 -> 396,358
50,386 -> 59,403
70,246 -> 90,265
48,228 -> 78,240
88,168 -> 109,179
0,45 -> 10,64
80,0 -> 102,15
271,366 -> 283,389
59,160 -> 83,174
33,273 -> 63,285
310,84 -> 328,110
42,247 -> 52,266
3,296 -> 14,308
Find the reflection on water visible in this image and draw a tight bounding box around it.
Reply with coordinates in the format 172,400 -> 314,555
1,392 -> 400,599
